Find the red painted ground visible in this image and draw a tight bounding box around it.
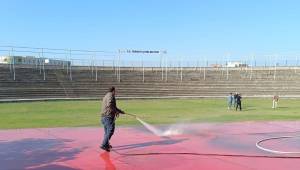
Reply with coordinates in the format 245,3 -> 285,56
1,121 -> 300,170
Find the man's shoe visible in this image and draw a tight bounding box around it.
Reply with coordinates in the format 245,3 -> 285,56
109,144 -> 112,149
100,146 -> 110,152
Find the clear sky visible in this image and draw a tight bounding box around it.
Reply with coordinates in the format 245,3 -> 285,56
1,0 -> 300,63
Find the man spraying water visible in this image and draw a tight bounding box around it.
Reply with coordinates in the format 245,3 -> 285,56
100,86 -> 127,152
100,87 -> 183,152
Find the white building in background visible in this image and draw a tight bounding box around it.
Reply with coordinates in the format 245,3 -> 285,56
226,61 -> 248,68
0,56 -> 11,64
0,56 -> 70,66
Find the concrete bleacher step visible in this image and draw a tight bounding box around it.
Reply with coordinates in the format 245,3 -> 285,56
1,65 -> 300,100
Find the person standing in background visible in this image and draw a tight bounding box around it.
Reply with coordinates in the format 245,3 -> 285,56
227,93 -> 233,110
272,95 -> 279,109
236,93 -> 242,111
233,92 -> 238,108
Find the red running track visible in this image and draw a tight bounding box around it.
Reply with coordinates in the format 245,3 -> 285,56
1,121 -> 300,170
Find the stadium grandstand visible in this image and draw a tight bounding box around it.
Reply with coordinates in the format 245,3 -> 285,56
1,45 -> 300,101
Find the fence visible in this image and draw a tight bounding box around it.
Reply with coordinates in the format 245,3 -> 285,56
1,45 -> 300,82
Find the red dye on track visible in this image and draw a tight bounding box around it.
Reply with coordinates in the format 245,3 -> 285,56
1,121 -> 300,170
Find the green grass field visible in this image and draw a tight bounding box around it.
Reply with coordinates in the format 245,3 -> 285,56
0,98 -> 300,129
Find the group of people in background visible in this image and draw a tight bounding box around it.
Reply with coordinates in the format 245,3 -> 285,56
227,93 -> 280,111
227,92 -> 242,111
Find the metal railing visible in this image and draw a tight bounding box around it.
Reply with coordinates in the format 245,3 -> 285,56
1,45 -> 300,82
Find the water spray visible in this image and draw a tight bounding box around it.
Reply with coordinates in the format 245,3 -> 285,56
126,113 -> 183,137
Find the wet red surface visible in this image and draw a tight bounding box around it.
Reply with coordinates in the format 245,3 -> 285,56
1,121 -> 300,170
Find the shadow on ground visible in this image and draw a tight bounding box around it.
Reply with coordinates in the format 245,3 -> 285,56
114,138 -> 187,150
